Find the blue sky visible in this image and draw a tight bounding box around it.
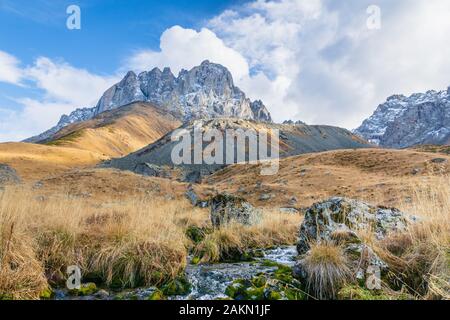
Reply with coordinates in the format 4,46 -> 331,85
1,0 -> 450,142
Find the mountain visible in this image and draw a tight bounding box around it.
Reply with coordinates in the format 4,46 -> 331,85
34,102 -> 181,158
104,118 -> 369,182
94,60 -> 271,122
355,87 -> 450,148
25,61 -> 271,143
25,107 -> 96,143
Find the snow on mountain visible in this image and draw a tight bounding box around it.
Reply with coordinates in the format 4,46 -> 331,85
24,107 -> 96,143
25,61 -> 272,143
354,87 -> 450,148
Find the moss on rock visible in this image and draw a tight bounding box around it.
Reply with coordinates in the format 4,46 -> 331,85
161,276 -> 191,296
69,282 -> 98,296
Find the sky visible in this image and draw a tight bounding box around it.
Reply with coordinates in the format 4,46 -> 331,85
0,0 -> 450,142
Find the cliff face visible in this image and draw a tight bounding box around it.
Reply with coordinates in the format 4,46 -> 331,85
355,88 -> 450,148
95,60 -> 272,123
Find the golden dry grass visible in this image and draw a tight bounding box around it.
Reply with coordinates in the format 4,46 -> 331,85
194,210 -> 301,263
0,186 -> 208,299
0,186 -> 301,299
374,176 -> 450,299
46,103 -> 181,158
300,243 -> 351,300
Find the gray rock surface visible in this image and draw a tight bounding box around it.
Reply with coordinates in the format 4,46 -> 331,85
0,164 -> 21,186
355,88 -> 450,148
210,194 -> 261,228
296,197 -> 411,255
95,60 -> 271,123
25,61 -> 271,143
293,197 -> 414,286
24,107 -> 96,143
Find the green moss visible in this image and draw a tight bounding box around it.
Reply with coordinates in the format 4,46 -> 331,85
251,274 -> 267,288
267,291 -> 282,300
186,226 -> 206,244
161,276 -> 191,296
0,294 -> 13,300
338,285 -> 391,300
191,256 -> 201,265
39,287 -> 54,300
147,290 -> 165,300
225,279 -> 250,299
245,286 -> 265,300
69,282 -> 98,296
284,287 -> 305,300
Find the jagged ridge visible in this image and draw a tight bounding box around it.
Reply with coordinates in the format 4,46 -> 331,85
354,87 -> 450,148
25,61 -> 271,143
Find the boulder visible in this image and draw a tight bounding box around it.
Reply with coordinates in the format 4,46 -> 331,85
185,184 -> 209,208
0,164 -> 21,186
133,163 -> 168,178
297,197 -> 411,255
210,194 -> 261,228
294,197 -> 413,286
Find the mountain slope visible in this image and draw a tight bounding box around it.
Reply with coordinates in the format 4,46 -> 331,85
37,102 -> 181,158
27,61 -> 271,143
355,88 -> 450,148
0,142 -> 106,180
205,148 -> 450,208
104,118 -> 370,181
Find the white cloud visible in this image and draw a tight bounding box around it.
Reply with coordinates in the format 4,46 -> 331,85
0,55 -> 118,142
25,57 -> 118,107
125,26 -> 249,81
0,50 -> 23,84
207,0 -> 450,128
2,0 -> 450,141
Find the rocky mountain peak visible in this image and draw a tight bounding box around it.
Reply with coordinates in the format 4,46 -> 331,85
94,60 -> 271,123
355,87 -> 450,148
24,61 -> 272,143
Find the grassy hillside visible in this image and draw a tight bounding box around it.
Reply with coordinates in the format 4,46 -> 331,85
43,103 -> 181,158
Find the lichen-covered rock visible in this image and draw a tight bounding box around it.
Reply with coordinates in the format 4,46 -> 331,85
210,194 -> 261,228
0,164 -> 21,186
185,184 -> 209,207
294,197 -> 414,290
133,163 -> 169,178
297,197 -> 411,255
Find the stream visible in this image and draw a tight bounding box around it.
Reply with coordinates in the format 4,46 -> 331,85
55,246 -> 298,300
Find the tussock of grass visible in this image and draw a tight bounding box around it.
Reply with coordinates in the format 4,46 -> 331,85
374,176 -> 450,299
0,205 -> 48,299
300,243 -> 351,300
0,187 -> 207,298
